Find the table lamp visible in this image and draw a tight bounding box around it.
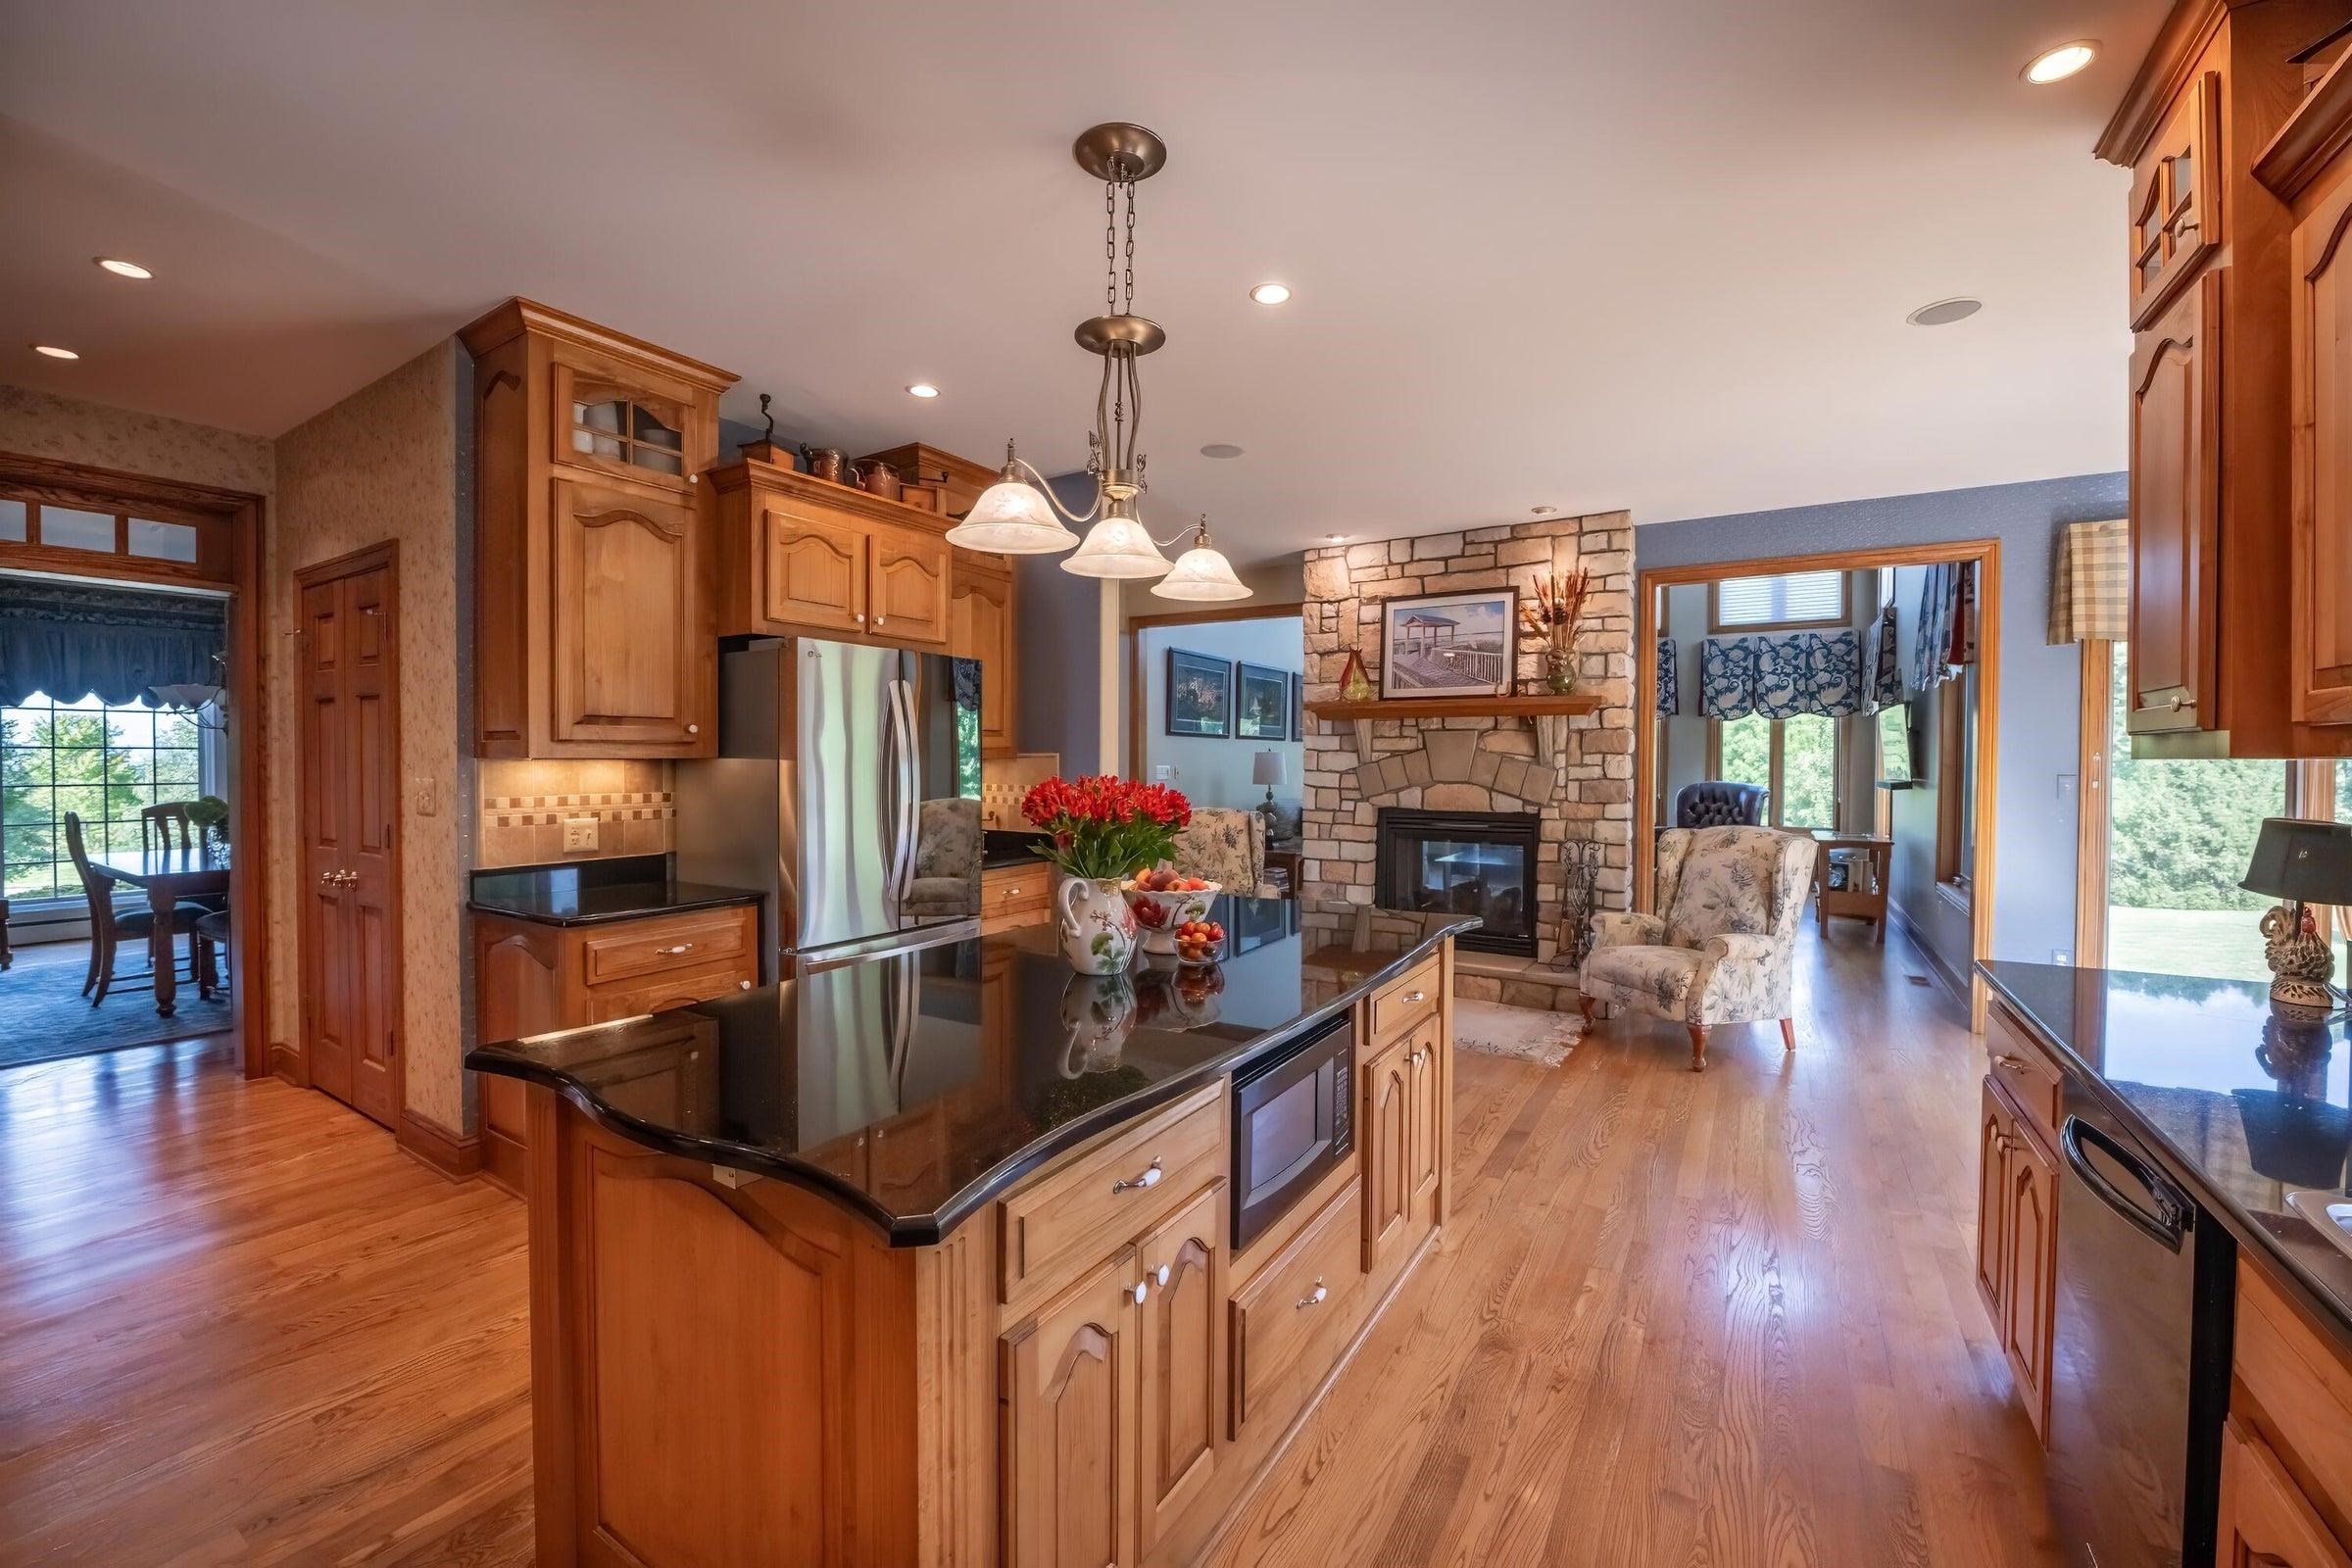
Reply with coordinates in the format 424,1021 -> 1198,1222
2240,817 -> 2352,1012
1252,750 -> 1285,836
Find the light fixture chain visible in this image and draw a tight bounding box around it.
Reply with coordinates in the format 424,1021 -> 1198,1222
1122,179 -> 1137,314
1104,179 -> 1117,315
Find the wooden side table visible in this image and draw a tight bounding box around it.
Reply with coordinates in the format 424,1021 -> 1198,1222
1808,830 -> 1892,944
1264,842 -> 1302,897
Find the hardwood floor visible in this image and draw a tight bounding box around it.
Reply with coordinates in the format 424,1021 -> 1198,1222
0,926 -> 2058,1566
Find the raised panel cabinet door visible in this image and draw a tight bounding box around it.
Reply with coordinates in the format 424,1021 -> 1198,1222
2216,1416 -> 2352,1568
1002,1251 -> 1139,1568
549,480 -> 706,753
760,501 -> 867,633
2127,270 -> 2222,737
1407,1018 -> 1445,1229
2127,72 -> 2221,330
870,525 -> 951,645
951,566 -> 1016,756
2000,1124 -> 2058,1440
2291,175 -> 2352,726
1362,1039 -> 1412,1274
1975,1078 -> 2011,1329
1136,1182 -> 1224,1559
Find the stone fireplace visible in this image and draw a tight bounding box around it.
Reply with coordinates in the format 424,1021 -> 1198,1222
1297,511 -> 1635,1010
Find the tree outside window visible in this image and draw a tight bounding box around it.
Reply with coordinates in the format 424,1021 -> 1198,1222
2,693 -> 202,904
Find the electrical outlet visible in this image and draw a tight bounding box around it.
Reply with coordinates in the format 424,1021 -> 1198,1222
563,816 -> 599,852
1154,764 -> 1176,781
2052,948 -> 2072,965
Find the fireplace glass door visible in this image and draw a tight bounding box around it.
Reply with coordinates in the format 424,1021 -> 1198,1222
1376,808 -> 1540,956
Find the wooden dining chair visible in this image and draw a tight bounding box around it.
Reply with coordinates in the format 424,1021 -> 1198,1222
65,811 -> 200,1005
141,802 -> 196,853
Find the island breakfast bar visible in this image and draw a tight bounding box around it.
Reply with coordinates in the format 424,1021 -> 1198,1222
467,901 -> 1475,1568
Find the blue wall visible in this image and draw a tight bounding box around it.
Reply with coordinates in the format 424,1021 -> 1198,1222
1636,472 -> 2128,975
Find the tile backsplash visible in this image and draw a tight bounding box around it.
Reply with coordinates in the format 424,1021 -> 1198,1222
476,759 -> 673,867
980,753 -> 1060,829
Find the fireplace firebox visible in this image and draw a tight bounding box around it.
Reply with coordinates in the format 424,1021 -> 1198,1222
1375,808 -> 1541,956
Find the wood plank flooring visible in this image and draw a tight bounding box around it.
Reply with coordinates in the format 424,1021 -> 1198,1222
0,926 -> 2060,1566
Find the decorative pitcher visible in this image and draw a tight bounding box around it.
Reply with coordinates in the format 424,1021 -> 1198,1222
1057,876 -> 1139,975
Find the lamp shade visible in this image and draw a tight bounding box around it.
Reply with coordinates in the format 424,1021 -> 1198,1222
1252,750 -> 1285,787
1061,512 -> 1172,578
2241,817 -> 2352,904
944,477 -> 1080,555
1152,541 -> 1250,600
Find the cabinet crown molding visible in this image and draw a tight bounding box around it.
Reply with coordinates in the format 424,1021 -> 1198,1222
2256,49 -> 2352,199
707,453 -> 958,536
2095,0 -> 2234,166
457,297 -> 738,394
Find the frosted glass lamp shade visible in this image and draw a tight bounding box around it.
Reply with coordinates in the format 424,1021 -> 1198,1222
1151,540 -> 1251,600
1061,514 -> 1172,578
944,478 -> 1079,555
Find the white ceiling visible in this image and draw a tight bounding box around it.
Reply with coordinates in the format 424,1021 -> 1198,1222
0,0 -> 2157,565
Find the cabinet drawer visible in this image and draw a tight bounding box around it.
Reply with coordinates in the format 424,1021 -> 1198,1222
999,1085 -> 1225,1308
580,959 -> 755,1025
579,906 -> 755,987
1369,958 -> 1441,1045
1229,1175 -> 1364,1441
1986,1003 -> 2063,1146
2236,1259 -> 2352,1544
982,862 -> 1052,920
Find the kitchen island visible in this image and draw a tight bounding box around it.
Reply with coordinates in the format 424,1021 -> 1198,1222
468,901 -> 1473,1568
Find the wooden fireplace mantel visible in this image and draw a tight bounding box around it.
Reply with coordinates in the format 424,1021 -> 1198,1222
1306,693 -> 1604,765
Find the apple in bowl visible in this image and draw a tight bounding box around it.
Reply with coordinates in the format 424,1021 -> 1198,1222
1120,867 -> 1221,954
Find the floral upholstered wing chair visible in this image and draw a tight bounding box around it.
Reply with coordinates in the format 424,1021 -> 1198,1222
1577,825 -> 1818,1071
1166,808 -> 1282,899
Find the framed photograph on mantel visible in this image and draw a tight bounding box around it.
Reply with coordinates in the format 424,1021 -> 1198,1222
1236,662 -> 1290,740
1165,649 -> 1233,737
1379,588 -> 1518,700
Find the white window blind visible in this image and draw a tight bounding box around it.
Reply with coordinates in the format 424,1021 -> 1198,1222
1714,569 -> 1845,629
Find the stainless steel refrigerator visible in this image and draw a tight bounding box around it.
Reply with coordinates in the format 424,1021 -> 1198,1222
674,638 -> 984,972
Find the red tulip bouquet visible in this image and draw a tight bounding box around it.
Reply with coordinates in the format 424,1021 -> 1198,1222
1021,775 -> 1196,973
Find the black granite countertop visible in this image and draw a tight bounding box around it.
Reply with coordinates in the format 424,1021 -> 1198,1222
466,900 -> 1474,1244
981,829 -> 1046,869
467,855 -> 761,927
1981,960 -> 2352,1344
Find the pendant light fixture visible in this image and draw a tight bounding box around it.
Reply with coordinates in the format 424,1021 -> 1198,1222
945,122 -> 1250,599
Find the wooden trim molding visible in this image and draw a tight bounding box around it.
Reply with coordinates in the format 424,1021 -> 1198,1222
2076,641 -> 2114,966
1125,601 -> 1306,776
2094,0 -> 2231,166
457,296 -> 734,393
2255,46 -> 2352,198
398,1106 -> 484,1181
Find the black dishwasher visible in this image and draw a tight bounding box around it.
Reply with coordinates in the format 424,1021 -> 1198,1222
2043,1079 -> 2234,1568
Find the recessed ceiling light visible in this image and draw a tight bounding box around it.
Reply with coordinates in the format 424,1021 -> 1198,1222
1907,296 -> 1984,326
2022,41 -> 2097,84
95,257 -> 153,279
32,345 -> 78,360
1200,443 -> 1245,459
1531,506 -> 1558,516
906,383 -> 939,398
1248,282 -> 1291,306
1324,533 -> 1349,543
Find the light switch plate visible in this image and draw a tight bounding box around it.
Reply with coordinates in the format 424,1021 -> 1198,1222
411,774 -> 439,817
563,816 -> 599,852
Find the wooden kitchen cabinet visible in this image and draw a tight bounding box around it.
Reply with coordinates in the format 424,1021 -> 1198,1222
1974,1066 -> 2059,1441
462,299 -> 733,759
1360,1034 -> 1412,1276
1136,1183 -> 1225,1560
710,450 -> 961,649
2218,1416 -> 2352,1568
982,859 -> 1053,933
952,557 -> 1019,758
2100,0 -> 2352,757
759,496 -> 867,633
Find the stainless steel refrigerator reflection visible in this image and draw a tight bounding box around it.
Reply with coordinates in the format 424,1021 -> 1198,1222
674,638 -> 982,969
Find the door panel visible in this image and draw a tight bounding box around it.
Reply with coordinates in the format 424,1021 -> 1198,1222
1976,1078 -> 2010,1328
300,577 -> 355,1108
2001,1124 -> 2058,1439
2127,271 -> 2220,736
2217,1417 -> 2352,1568
2292,180 -> 2352,725
951,567 -> 1015,757
1363,1040 -> 1411,1274
762,504 -> 866,632
870,527 -> 949,645
1138,1183 -> 1222,1558
1408,1019 -> 1444,1227
551,480 -> 700,749
1003,1252 -> 1137,1568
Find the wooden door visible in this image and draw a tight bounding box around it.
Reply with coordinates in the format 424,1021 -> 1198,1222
2291,175 -> 2352,727
2217,1417 -> 2352,1568
297,546 -> 403,1130
2000,1122 -> 2058,1439
870,526 -> 950,646
761,501 -> 867,633
1406,1019 -> 1445,1230
1136,1183 -> 1222,1558
1975,1078 -> 2011,1328
2126,270 -> 2221,737
1362,1038 -> 1412,1274
549,479 -> 706,753
951,565 -> 1016,756
1003,1251 -> 1138,1568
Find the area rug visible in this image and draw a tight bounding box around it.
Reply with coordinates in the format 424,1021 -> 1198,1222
1453,999 -> 1580,1067
0,939 -> 229,1072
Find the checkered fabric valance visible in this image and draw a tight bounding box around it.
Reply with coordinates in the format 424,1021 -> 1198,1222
2047,518 -> 2127,644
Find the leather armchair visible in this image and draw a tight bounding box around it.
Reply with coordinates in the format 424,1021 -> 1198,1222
1578,825 -> 1818,1070
1674,780 -> 1770,829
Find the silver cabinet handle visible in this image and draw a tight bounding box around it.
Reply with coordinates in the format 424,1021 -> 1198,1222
738,980 -> 753,991
662,943 -> 695,955
874,615 -> 887,626
687,723 -> 700,735
854,612 -> 865,623
1298,1278 -> 1328,1309
1993,1054 -> 2028,1071
1113,1158 -> 1163,1195
1405,990 -> 1426,1004
1132,1280 -> 1149,1304
1155,1264 -> 1171,1288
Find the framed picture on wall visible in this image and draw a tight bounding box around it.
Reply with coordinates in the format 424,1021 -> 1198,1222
1289,672 -> 1302,741
1379,588 -> 1518,699
1235,662 -> 1290,740
1165,649 -> 1233,737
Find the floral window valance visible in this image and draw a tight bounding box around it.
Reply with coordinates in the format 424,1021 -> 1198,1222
0,578 -> 225,707
1656,637 -> 1679,717
1911,561 -> 1976,689
1700,629 -> 1871,720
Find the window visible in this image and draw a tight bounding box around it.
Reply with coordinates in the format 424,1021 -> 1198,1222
571,387 -> 686,477
1936,665 -> 1979,898
1709,569 -> 1847,633
1709,712 -> 1838,830
2,693 -> 203,905
0,487 -> 232,580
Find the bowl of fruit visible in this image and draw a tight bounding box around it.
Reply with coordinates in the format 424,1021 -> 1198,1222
1170,915 -> 1227,967
1121,867 -> 1221,955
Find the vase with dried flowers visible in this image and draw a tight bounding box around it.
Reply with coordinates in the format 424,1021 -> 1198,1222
1021,774 -> 1194,973
1520,567 -> 1592,694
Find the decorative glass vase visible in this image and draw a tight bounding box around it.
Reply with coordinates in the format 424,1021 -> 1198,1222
1056,876 -> 1140,974
1542,647 -> 1579,695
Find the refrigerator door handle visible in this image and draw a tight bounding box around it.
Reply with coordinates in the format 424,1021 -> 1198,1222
2060,1114 -> 2190,1251
884,678 -> 919,909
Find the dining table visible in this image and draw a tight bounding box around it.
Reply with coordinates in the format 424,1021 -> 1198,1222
87,842 -> 231,1016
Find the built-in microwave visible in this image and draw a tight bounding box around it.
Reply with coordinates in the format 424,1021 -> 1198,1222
1231,1013 -> 1354,1251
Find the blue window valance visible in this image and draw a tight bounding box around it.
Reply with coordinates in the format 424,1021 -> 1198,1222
1700,629 -> 1871,720
0,578 -> 226,708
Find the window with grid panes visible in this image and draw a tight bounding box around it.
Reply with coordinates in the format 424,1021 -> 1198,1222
2,694 -> 202,904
